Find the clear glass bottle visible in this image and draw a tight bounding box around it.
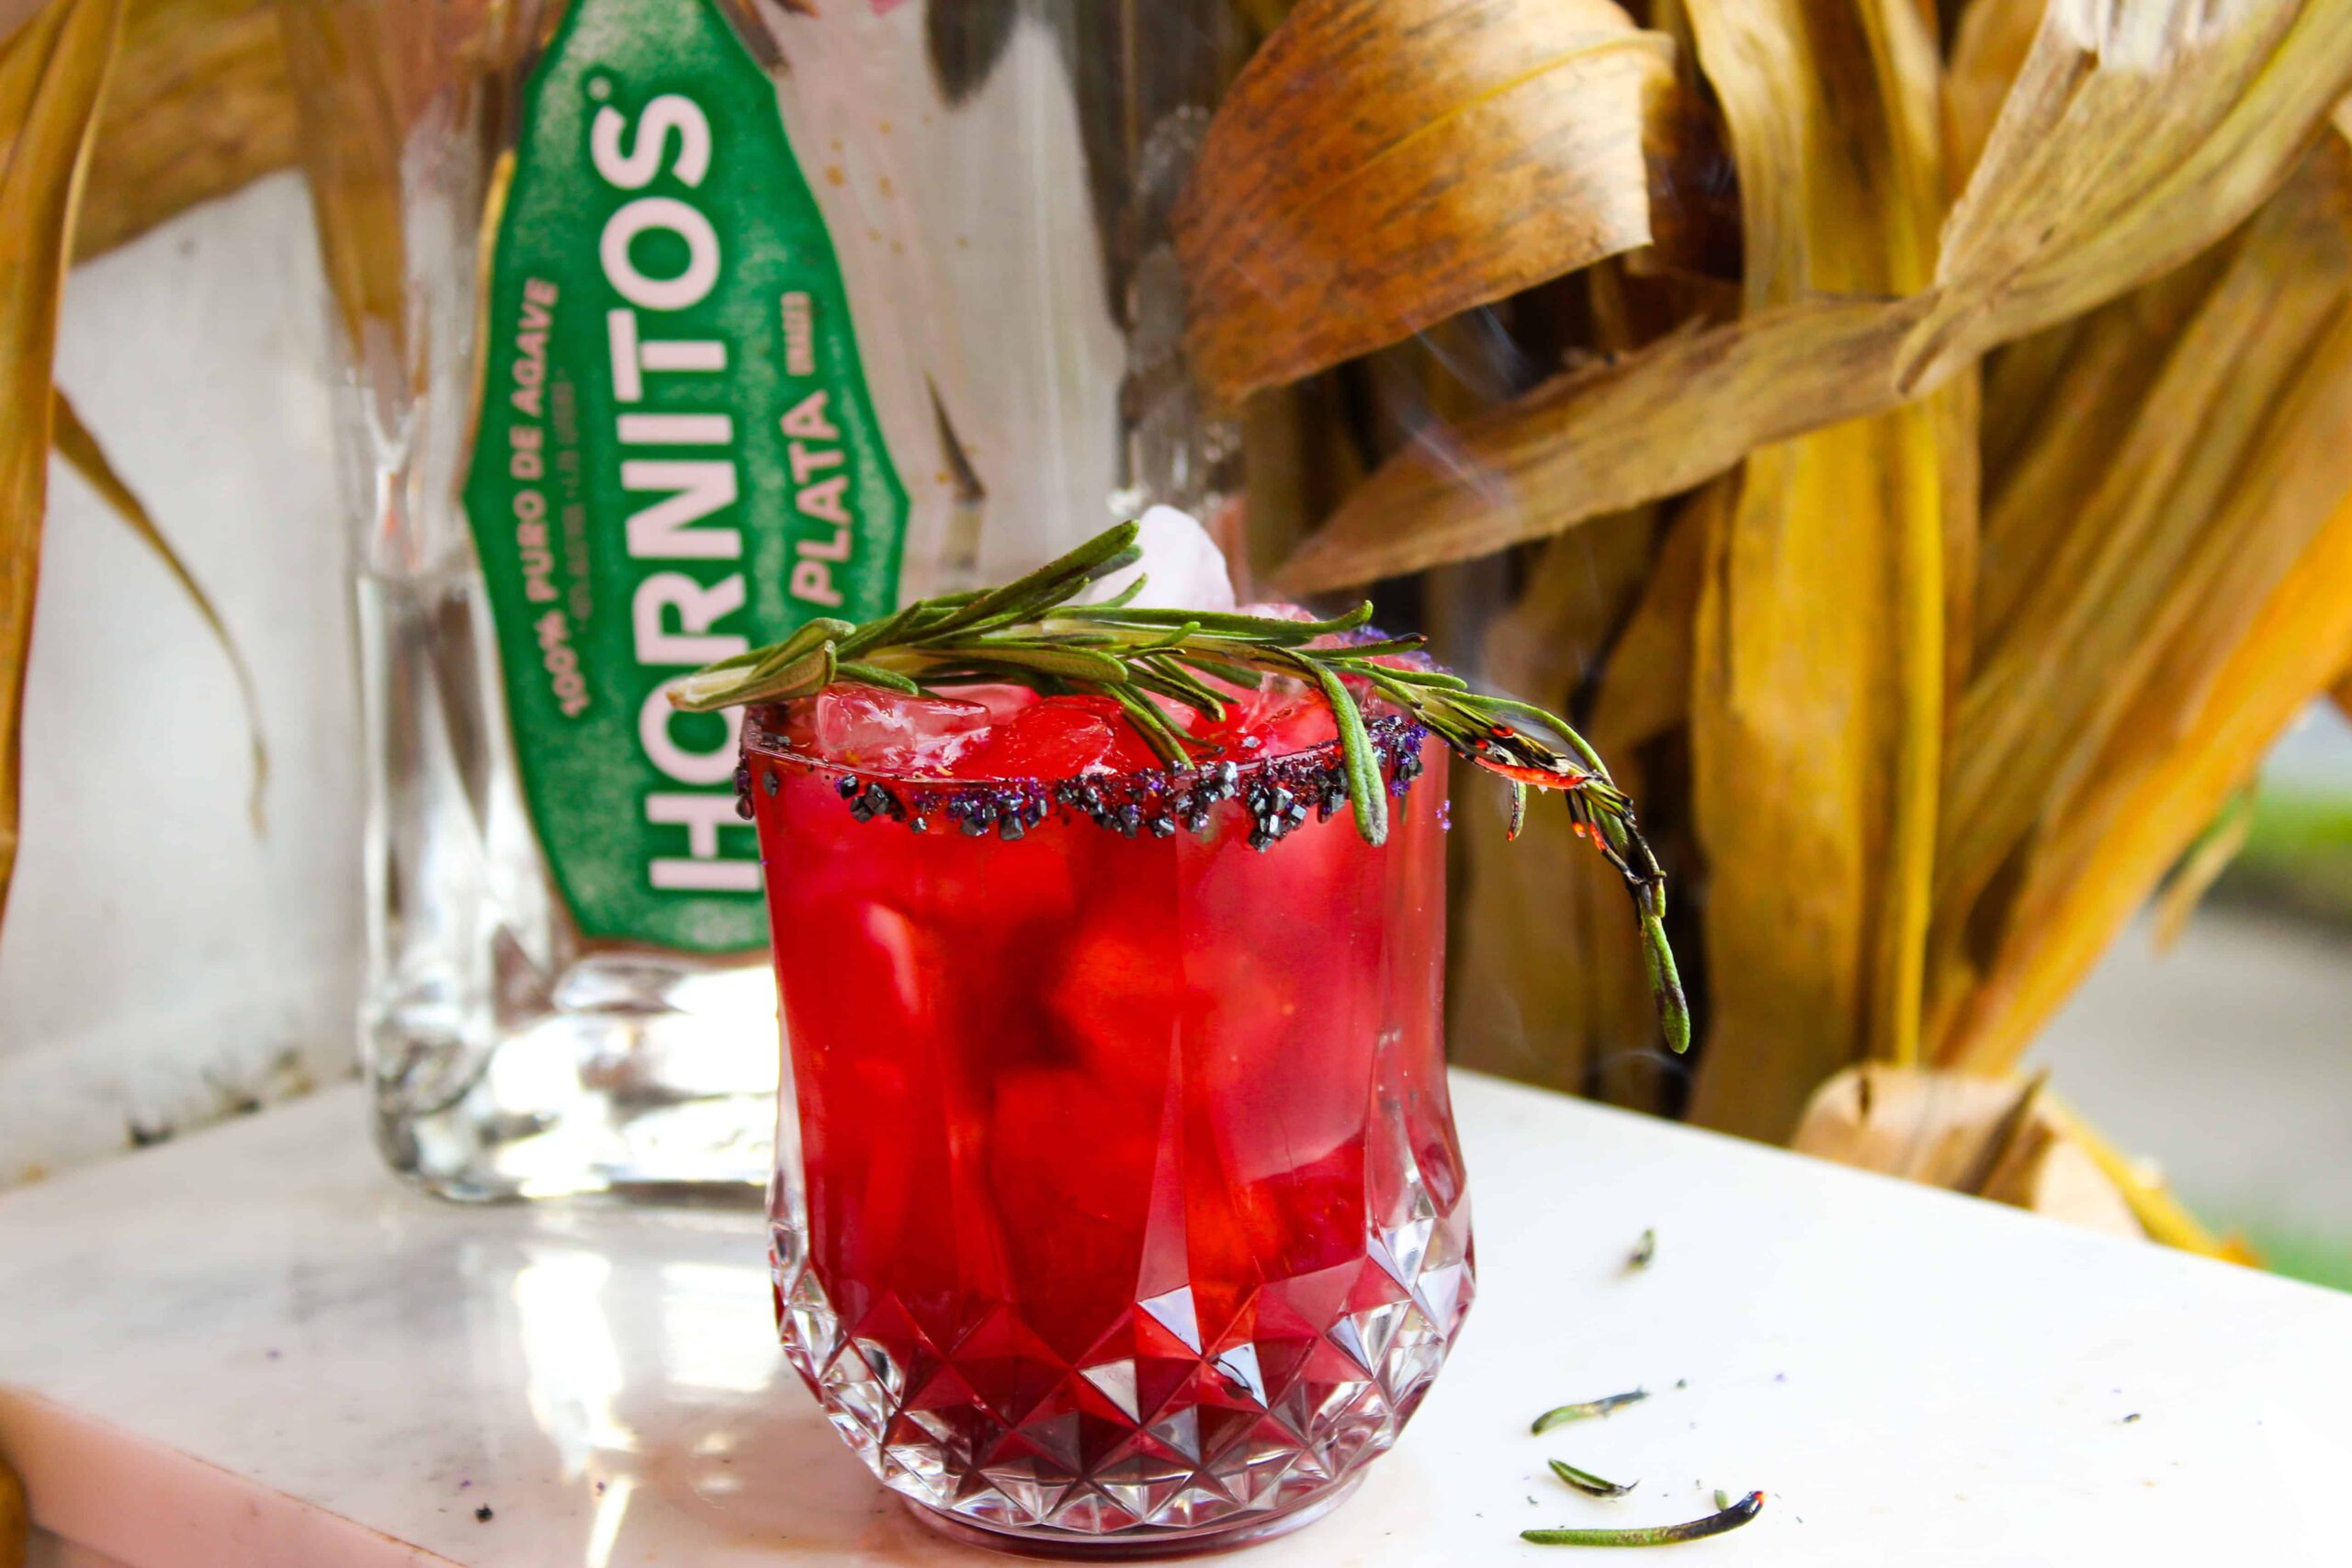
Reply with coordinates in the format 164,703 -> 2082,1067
281,0 -> 1244,1201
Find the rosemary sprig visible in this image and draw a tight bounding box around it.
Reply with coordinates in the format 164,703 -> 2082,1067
673,521 -> 1690,1051
1522,1492 -> 1764,1547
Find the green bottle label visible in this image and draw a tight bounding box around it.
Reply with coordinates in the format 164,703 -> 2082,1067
466,0 -> 907,953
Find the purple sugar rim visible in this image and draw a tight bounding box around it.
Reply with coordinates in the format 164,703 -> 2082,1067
738,703 -> 1433,851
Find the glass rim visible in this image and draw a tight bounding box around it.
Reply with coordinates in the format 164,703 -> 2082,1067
741,699 -> 1430,790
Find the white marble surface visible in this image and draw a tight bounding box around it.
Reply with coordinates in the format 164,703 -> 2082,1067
4,1076 -> 2347,1566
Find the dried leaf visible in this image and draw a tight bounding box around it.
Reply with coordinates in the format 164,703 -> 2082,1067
274,4 -> 543,366
1939,479 -> 2352,1068
1900,0 -> 2352,392
1275,297 -> 1909,593
51,388 -> 267,828
1176,0 -> 1673,404
1229,0 -> 1299,44
2037,1095 -> 2262,1264
1792,1064 -> 2054,1198
1,1450 -> 23,1568
1944,0 -> 2044,192
272,2 -> 419,363
1453,505 -> 1664,1108
1792,1065 -> 2179,1247
1676,0 -> 1959,1144
1480,513 -> 1657,712
1929,146 -> 2352,1058
1933,220 -> 2352,1067
1279,0 -> 2352,592
2148,787 -> 2256,953
1585,489 -> 1706,754
76,0 -> 296,258
1,0 -> 123,936
1972,247 -> 2233,654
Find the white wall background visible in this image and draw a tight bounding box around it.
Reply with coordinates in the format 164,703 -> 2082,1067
0,173 -> 362,1185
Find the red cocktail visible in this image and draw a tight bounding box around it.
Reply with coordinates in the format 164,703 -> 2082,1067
745,678 -> 1471,1553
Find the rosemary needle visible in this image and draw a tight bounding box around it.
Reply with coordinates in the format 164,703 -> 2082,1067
1548,1459 -> 1637,1498
1531,1390 -> 1648,1434
1523,1491 -> 1765,1547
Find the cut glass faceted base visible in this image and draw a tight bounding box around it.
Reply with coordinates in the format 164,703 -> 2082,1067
772,1113 -> 1473,1551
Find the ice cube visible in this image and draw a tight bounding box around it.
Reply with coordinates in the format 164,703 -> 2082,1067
1076,505 -> 1238,615
943,683 -> 1042,724
1193,670 -> 1336,757
951,698 -> 1118,780
812,684 -> 991,770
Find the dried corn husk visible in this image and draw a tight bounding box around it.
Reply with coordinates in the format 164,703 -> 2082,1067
1671,0 -> 1960,1144
2038,1095 -> 2262,1265
51,387 -> 266,826
1,1449 -> 24,1568
1939,459 -> 2352,1068
1900,2 -> 2352,392
271,3 -> 417,365
1792,1066 -> 2084,1218
75,0 -> 293,257
1275,0 -> 2352,592
1452,502 -> 1663,1108
1970,249 -> 2233,656
1175,0 -> 1673,404
2148,788 -> 2257,953
1943,0 -> 2041,189
1792,1064 -> 2252,1257
1,0 -> 121,934
1929,145 -> 2352,1064
1585,485 -> 1705,756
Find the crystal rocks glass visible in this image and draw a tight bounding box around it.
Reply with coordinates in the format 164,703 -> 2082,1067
743,705 -> 1474,1555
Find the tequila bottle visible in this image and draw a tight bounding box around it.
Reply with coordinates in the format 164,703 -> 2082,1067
281,0 -> 1243,1200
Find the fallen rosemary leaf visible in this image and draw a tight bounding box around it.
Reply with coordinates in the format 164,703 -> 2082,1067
1626,1228 -> 1656,1271
1549,1458 -> 1636,1499
1523,1491 -> 1763,1548
1531,1390 -> 1647,1434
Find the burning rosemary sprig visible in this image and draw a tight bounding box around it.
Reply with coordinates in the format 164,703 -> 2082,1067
673,520 -> 1689,1051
